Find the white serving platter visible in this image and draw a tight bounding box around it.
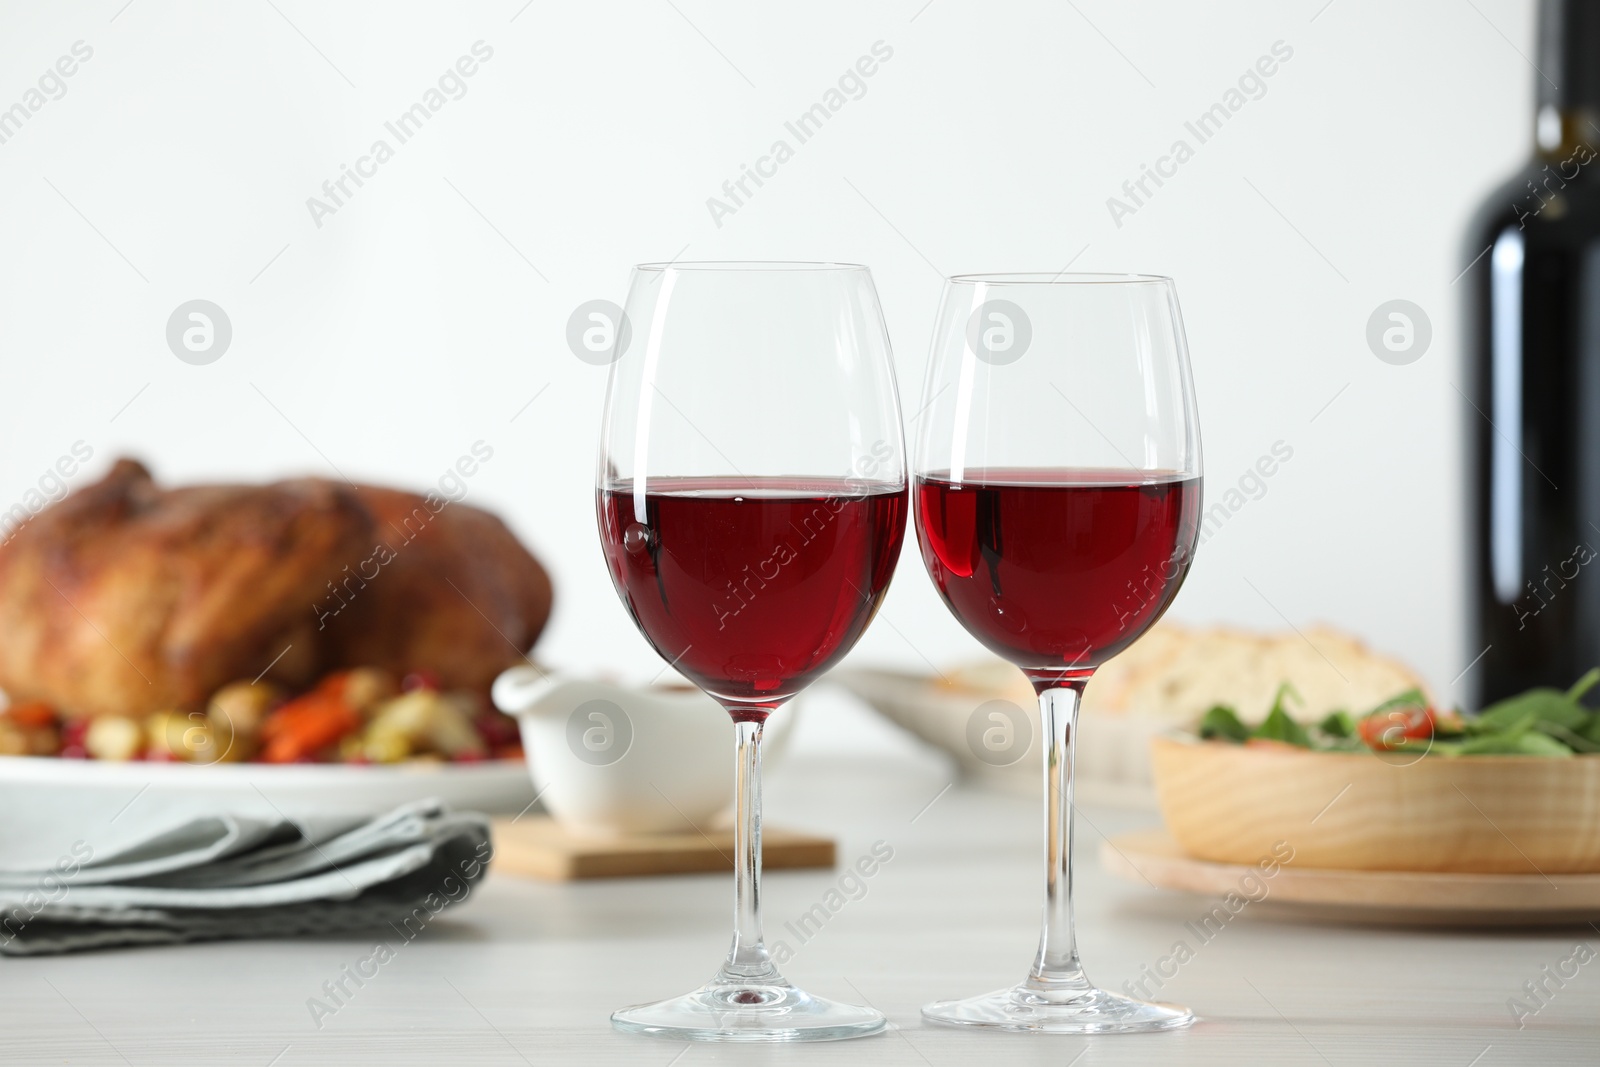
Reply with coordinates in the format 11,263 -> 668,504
0,755 -> 536,867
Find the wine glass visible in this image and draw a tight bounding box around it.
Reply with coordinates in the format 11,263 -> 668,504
912,273 -> 1202,1033
596,262 -> 907,1041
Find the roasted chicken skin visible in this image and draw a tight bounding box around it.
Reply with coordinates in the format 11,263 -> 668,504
0,460 -> 551,719
322,483 -> 553,696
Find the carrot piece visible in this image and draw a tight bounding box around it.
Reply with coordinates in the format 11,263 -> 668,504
259,692 -> 361,763
6,701 -> 58,729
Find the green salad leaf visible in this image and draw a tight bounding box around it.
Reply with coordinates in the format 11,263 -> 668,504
1250,684 -> 1312,747
1193,669 -> 1600,757
1535,721 -> 1600,754
1475,669 -> 1600,734
1456,728 -> 1574,757
1198,704 -> 1248,742
1476,689 -> 1587,732
1317,710 -> 1356,738
1580,713 -> 1600,746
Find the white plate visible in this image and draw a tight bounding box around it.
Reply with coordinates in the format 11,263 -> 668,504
828,667 -> 1166,806
0,756 -> 536,867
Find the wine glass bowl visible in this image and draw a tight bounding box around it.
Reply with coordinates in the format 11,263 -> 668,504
913,273 -> 1202,1032
596,262 -> 906,1041
916,468 -> 1200,678
597,479 -> 905,712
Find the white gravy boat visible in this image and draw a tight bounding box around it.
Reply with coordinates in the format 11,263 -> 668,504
491,667 -> 795,836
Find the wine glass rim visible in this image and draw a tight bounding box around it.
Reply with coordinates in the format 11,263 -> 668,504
633,260 -> 870,273
948,271 -> 1172,286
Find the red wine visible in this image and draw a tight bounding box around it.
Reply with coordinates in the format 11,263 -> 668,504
598,477 -> 906,713
916,468 -> 1200,678
1464,1 -> 1600,705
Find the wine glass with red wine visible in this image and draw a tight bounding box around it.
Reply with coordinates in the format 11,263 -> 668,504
913,273 -> 1202,1033
596,262 -> 907,1041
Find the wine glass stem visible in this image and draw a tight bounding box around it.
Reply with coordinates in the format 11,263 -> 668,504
1028,682 -> 1092,993
719,716 -> 776,982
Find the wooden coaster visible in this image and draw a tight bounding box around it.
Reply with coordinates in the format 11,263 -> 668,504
490,815 -> 836,881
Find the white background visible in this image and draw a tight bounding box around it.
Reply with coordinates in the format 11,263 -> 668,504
0,0 -> 1537,707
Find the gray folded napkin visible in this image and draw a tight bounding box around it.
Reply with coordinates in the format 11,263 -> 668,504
0,799 -> 492,956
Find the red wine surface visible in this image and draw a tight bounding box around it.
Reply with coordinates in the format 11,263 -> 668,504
599,477 -> 906,711
915,468 -> 1200,674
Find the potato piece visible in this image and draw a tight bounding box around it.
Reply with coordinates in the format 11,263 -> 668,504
341,668 -> 398,716
145,711 -> 184,759
0,721 -> 29,756
207,681 -> 281,762
147,710 -> 225,763
364,691 -> 486,760
423,698 -> 486,758
360,729 -> 412,764
86,716 -> 143,761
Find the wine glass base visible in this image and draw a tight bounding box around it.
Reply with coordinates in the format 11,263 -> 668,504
612,975 -> 886,1042
922,984 -> 1195,1034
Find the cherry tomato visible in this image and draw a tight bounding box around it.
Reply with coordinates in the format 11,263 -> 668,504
1359,704 -> 1435,750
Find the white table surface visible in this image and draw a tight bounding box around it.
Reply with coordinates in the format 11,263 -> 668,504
4,745 -> 1598,1066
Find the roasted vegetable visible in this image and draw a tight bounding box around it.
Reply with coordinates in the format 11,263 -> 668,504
9,663 -> 515,765
360,690 -> 487,762
84,716 -> 142,761
0,701 -> 61,756
258,674 -> 365,763
206,681 -> 284,762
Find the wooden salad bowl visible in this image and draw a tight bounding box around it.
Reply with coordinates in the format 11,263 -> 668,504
1149,734 -> 1600,873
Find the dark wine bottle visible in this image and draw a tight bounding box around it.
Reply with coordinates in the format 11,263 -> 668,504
1464,0 -> 1600,707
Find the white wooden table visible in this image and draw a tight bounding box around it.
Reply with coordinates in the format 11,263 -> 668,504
3,748 -> 1597,1065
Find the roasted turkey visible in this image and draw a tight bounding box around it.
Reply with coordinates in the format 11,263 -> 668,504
0,459 -> 552,719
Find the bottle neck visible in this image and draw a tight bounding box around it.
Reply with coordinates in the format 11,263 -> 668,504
1537,0 -> 1600,159
1534,106 -> 1600,164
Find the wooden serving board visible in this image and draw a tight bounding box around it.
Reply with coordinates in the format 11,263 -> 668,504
490,816 -> 835,881
1102,828 -> 1600,926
